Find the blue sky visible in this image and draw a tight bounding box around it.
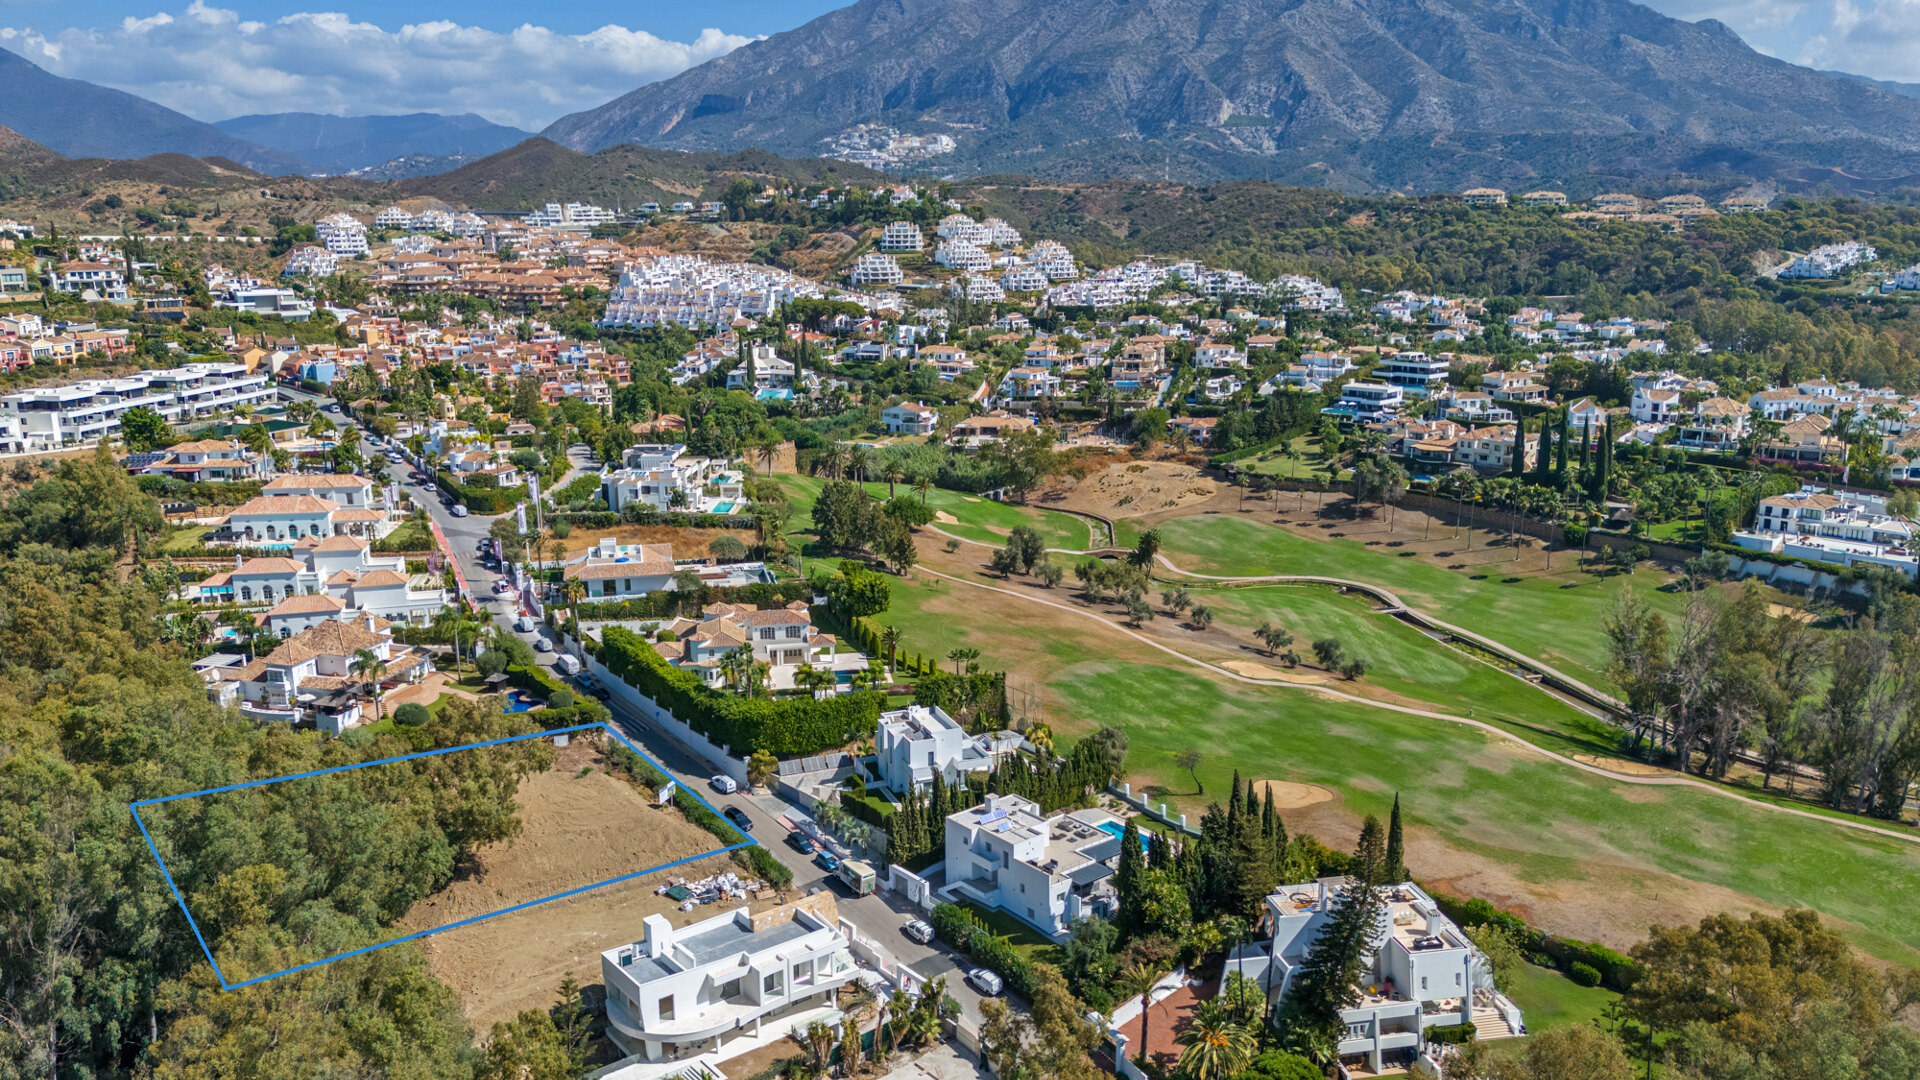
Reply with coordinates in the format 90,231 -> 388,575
2,0 -> 1916,130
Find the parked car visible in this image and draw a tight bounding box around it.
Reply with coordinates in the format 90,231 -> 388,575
588,685 -> 611,701
533,637 -> 554,653
514,615 -> 536,633
902,920 -> 934,945
576,672 -> 598,690
815,850 -> 839,873
787,831 -> 816,854
449,504 -> 469,517
710,775 -> 738,795
967,969 -> 1004,996
723,806 -> 754,833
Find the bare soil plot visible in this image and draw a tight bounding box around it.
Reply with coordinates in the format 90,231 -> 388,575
1038,460 -> 1219,520
547,523 -> 743,558
399,735 -> 746,1034
1250,779 -> 1337,810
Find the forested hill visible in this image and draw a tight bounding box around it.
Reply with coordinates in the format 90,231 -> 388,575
0,449 -> 550,1075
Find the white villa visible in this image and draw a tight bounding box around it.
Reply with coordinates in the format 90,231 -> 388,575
599,444 -> 746,515
1228,879 -> 1523,1076
565,540 -> 678,600
873,704 -> 1024,795
216,616 -> 434,735
942,794 -> 1129,940
1734,486 -> 1917,577
135,438 -> 275,482
601,895 -> 855,1065
654,601 -> 860,691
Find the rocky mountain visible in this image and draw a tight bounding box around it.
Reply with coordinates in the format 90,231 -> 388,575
213,113 -> 532,175
0,48 -> 307,175
540,0 -> 1920,193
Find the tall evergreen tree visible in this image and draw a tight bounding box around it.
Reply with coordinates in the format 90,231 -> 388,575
1532,412 -> 1555,484
1354,814 -> 1386,885
1510,412 -> 1527,478
1555,408 -> 1571,476
1116,819 -> 1148,931
1227,770 -> 1244,831
1384,795 -> 1406,882
1278,828 -> 1390,1058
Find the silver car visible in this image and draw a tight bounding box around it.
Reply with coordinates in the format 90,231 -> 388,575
966,968 -> 1003,996
902,920 -> 934,945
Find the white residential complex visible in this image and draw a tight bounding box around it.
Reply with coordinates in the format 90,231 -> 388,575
600,255 -> 899,329
524,202 -> 618,230
601,897 -> 855,1065
1780,242 -> 1876,279
315,213 -> 369,258
1229,879 -> 1523,1076
0,362 -> 277,449
849,253 -> 904,287
1734,486 -> 1917,577
879,221 -> 924,252
1046,259 -> 1341,311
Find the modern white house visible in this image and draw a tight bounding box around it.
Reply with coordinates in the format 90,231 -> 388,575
874,704 -> 1020,793
599,444 -> 745,515
564,540 -> 678,599
1734,486 -> 1918,577
1375,352 -> 1450,399
1325,382 -> 1404,424
942,794 -> 1130,940
1227,879 -> 1523,1076
188,535 -> 450,628
601,896 -> 856,1065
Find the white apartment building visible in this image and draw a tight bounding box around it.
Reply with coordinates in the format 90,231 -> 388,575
1780,242 -> 1876,279
1000,265 -> 1048,292
524,202 -> 618,229
934,242 -> 992,272
1376,351 -> 1450,398
50,262 -> 128,301
374,206 -> 415,229
601,898 -> 855,1063
1735,486 -> 1917,577
943,795 -> 1131,940
849,253 -> 904,287
282,246 -> 339,278
0,362 -> 277,449
875,704 -> 1017,792
315,213 -> 369,258
599,444 -> 746,515
879,221 -> 924,252
1229,880 -> 1522,1076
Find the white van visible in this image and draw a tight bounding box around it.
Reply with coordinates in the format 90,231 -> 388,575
514,615 -> 536,633
554,653 -> 582,676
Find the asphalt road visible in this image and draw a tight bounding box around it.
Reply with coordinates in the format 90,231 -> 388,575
351,408 -> 998,1024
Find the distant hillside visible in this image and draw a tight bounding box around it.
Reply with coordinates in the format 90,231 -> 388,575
399,138 -> 885,209
0,47 -> 307,175
1823,70 -> 1920,103
542,0 -> 1920,194
214,112 -> 532,175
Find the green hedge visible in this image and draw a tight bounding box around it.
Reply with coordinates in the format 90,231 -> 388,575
618,505 -> 757,530
1430,889 -> 1640,991
928,902 -> 1035,998
1706,540 -> 1857,580
434,470 -> 519,514
598,626 -> 881,756
604,742 -> 793,889
841,789 -> 896,827
1425,1022 -> 1476,1046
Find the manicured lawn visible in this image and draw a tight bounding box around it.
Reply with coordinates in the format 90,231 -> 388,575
157,525 -> 212,553
1046,660 -> 1920,963
956,901 -> 1066,967
1234,435 -> 1351,481
1504,961 -> 1619,1034
1152,514 -> 1692,692
772,475 -> 1091,552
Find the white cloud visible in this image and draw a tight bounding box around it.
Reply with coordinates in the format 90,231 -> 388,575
1793,0 -> 1920,83
0,1 -> 754,129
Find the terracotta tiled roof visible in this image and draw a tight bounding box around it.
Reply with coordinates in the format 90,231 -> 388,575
266,474 -> 371,490
268,594 -> 344,615
234,557 -> 306,575
333,508 -> 386,522
313,535 -> 369,552
229,495 -> 340,516
353,570 -> 408,588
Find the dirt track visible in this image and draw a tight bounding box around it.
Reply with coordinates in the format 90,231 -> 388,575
399,736 -> 749,1035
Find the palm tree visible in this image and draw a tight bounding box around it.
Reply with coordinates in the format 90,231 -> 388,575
914,474 -> 933,505
847,445 -> 874,486
1175,1001 -> 1258,1080
879,625 -> 902,677
1121,963 -> 1168,1070
946,646 -> 978,675
562,577 -> 587,663
882,987 -> 914,1062
350,647 -> 390,723
814,443 -> 847,480
881,459 -> 904,499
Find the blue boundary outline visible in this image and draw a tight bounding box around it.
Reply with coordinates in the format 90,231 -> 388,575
130,721 -> 756,991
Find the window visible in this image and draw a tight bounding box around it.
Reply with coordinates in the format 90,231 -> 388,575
721,977 -> 742,1000
658,995 -> 675,1021
1420,977 -> 1428,992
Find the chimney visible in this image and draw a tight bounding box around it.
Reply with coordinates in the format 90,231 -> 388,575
365,614 -> 377,633
641,913 -> 673,958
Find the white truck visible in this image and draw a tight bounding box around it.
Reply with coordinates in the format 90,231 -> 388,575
554,653 -> 582,677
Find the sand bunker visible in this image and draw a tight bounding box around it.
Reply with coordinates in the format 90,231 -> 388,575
1573,753 -> 1675,778
934,511 -> 960,525
1250,779 -> 1337,809
1222,659 -> 1329,684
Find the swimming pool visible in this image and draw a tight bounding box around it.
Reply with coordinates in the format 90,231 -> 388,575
503,690 -> 543,713
1097,820 -> 1149,851
710,502 -> 735,514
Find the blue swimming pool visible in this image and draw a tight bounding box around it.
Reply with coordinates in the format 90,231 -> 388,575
1097,820 -> 1149,851
503,690 -> 542,713
711,502 -> 735,514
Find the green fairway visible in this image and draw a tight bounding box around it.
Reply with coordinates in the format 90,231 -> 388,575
1151,514 -> 1690,692
772,475 -> 1092,551
1190,584 -> 1612,740
1047,660 -> 1920,961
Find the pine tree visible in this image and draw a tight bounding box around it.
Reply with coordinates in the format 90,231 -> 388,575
1243,780 -> 1259,821
1384,794 -> 1406,883
1354,814 -> 1386,885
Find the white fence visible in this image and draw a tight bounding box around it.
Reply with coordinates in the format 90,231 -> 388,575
581,644 -> 750,786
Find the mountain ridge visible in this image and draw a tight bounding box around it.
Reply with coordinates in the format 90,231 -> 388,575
540,0 -> 1920,193
213,112 -> 533,175
0,47 -> 307,175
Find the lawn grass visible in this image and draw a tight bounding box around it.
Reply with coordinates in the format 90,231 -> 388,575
1151,514 -> 1691,692
157,524 -> 212,553
956,901 -> 1066,968
1235,436 -> 1351,481
1504,961 -> 1619,1034
772,475 -> 1091,552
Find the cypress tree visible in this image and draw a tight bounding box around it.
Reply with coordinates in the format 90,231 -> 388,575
1260,789 -> 1276,841
1355,814 -> 1386,884
1532,413 -> 1555,485
1227,770 -> 1244,831
1116,819 -> 1147,931
1510,412 -> 1527,478
1244,779 -> 1258,820
1555,408 -> 1571,477
1385,794 -> 1406,882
